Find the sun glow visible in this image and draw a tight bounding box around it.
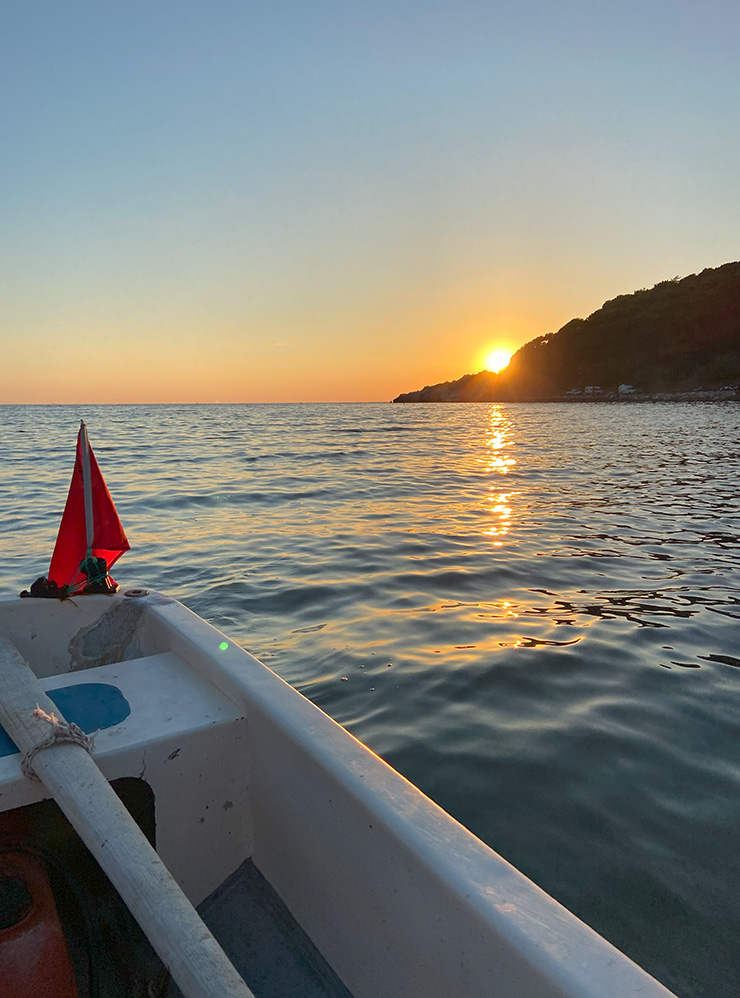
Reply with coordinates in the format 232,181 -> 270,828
482,348 -> 513,373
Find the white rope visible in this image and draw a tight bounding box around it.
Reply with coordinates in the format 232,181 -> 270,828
21,704 -> 92,780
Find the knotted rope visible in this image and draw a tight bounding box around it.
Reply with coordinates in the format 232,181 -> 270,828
21,705 -> 93,781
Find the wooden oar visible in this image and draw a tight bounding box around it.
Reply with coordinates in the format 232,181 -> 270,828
0,636 -> 254,998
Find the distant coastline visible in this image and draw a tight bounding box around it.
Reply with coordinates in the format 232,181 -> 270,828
394,388 -> 739,404
393,261 -> 740,403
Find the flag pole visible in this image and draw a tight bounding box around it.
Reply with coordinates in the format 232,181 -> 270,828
79,420 -> 94,559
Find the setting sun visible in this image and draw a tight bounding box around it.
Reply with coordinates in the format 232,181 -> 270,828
483,348 -> 513,373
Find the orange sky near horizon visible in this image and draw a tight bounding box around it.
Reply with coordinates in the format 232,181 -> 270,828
0,286 -> 582,403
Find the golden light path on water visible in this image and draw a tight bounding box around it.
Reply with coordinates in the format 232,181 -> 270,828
481,406 -> 516,547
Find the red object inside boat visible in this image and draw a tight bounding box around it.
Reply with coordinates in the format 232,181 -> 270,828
0,814 -> 78,998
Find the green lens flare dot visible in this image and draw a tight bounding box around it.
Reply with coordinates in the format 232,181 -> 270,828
219,641 -> 229,651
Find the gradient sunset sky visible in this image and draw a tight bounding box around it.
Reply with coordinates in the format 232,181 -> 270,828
2,1 -> 739,403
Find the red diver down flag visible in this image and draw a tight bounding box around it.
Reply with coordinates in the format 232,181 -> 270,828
48,424 -> 130,590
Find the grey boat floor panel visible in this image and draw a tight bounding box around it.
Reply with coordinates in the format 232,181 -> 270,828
166,859 -> 354,998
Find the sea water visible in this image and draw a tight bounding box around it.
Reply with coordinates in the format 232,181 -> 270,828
1,401 -> 739,998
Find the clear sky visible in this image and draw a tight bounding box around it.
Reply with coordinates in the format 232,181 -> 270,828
2,1 -> 739,403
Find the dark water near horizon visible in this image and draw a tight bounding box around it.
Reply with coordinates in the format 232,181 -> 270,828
1,401 -> 739,997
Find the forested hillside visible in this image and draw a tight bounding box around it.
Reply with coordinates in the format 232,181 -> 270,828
394,262 -> 740,401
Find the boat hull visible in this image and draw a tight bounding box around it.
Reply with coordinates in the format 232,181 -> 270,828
0,592 -> 676,997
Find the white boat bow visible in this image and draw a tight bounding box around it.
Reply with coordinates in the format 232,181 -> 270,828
0,590 -> 676,998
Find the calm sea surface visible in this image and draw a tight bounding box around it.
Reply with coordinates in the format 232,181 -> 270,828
1,401 -> 739,997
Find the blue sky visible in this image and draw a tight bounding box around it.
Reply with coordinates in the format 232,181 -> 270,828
2,0 -> 739,401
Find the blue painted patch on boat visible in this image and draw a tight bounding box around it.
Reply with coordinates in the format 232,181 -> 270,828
0,684 -> 131,757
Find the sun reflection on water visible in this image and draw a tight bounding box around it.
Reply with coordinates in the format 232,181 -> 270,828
481,407 -> 517,545
484,406 -> 516,475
